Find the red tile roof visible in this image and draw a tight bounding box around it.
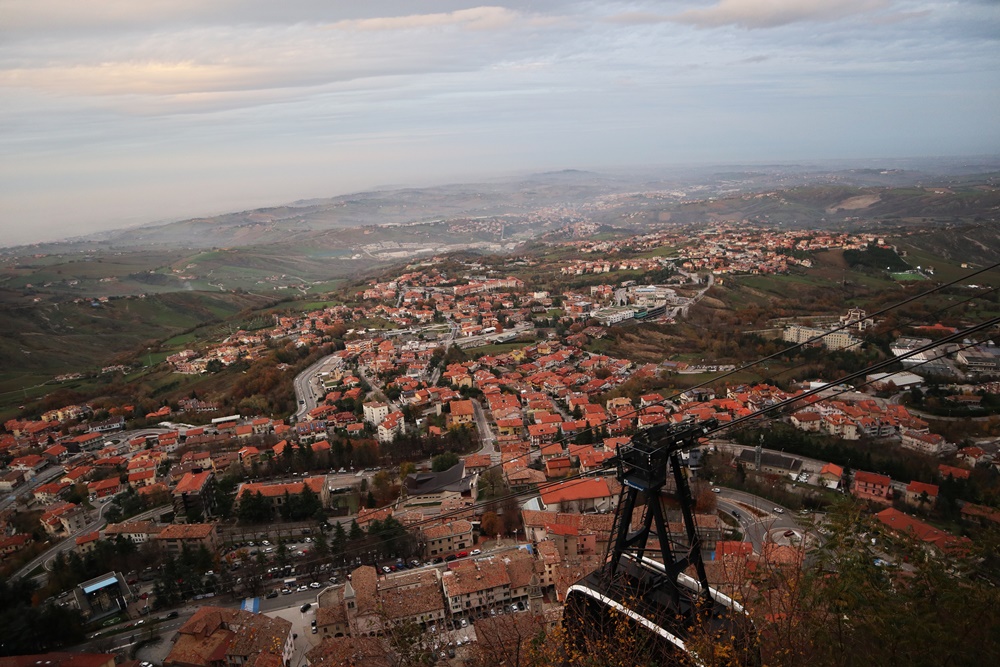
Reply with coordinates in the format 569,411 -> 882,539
540,477 -> 612,505
174,471 -> 213,494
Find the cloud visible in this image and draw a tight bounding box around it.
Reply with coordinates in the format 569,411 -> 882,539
0,0 -> 236,32
602,12 -> 673,26
0,7 -> 555,111
327,6 -> 522,32
669,0 -> 892,30
869,10 -> 932,25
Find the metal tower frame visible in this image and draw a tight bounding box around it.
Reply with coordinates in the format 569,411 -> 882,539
603,418 -> 718,611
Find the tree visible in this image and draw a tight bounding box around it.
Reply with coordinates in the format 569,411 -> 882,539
214,476 -> 238,519
349,519 -> 365,541
365,491 -> 377,508
238,490 -> 272,524
481,511 -> 503,538
276,540 -> 288,566
478,467 -> 506,499
500,495 -> 522,536
279,490 -> 293,521
368,517 -> 414,559
372,471 -> 393,505
332,520 -> 348,562
432,451 -> 460,472
313,530 -> 330,558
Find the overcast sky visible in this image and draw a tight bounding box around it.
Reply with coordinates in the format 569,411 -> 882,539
1,0 -> 998,246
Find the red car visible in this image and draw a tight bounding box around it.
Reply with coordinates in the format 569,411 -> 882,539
457,551 -> 469,558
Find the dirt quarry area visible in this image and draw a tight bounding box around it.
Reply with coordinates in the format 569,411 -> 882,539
825,194 -> 880,213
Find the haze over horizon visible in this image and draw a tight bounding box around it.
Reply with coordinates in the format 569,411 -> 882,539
2,0 -> 999,247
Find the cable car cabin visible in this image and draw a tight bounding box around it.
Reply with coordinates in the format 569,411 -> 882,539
563,419 -> 759,666
565,553 -> 758,666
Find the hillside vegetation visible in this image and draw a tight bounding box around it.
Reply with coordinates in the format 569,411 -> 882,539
0,291 -> 274,401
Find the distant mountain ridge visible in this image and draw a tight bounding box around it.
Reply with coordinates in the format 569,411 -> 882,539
8,159 -> 1000,254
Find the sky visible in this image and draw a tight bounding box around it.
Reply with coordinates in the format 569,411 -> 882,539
1,0 -> 999,246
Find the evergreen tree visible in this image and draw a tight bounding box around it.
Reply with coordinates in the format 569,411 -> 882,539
349,519 -> 365,541
238,490 -> 272,524
333,521 -> 348,554
279,490 -> 292,521
298,484 -> 322,519
313,530 -> 330,558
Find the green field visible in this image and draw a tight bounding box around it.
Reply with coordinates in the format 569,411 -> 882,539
469,341 -> 532,357
637,245 -> 682,258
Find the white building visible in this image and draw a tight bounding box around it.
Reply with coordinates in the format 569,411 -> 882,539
362,401 -> 390,425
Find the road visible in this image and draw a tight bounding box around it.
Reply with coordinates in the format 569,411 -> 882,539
714,487 -> 802,553
470,400 -> 498,463
672,272 -> 714,319
0,463 -> 66,512
12,501 -> 173,584
429,321 -> 460,386
293,355 -> 345,420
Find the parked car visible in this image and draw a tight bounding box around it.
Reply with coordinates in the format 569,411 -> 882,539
266,591 -> 279,599
711,487 -> 721,493
773,507 -> 784,514
309,582 -> 321,589
470,549 -> 481,556
300,603 -> 311,612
